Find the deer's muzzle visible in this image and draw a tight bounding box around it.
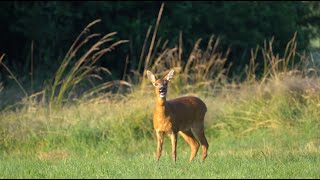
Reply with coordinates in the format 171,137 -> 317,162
159,87 -> 167,98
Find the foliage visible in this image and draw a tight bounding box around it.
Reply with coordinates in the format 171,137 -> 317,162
0,5 -> 319,177
0,1 -> 319,85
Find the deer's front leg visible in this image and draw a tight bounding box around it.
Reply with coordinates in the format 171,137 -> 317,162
156,131 -> 164,161
169,132 -> 178,162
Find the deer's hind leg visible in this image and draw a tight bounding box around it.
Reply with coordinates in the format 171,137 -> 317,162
179,130 -> 200,162
192,124 -> 209,161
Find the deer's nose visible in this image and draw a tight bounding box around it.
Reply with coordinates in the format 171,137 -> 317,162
159,87 -> 166,92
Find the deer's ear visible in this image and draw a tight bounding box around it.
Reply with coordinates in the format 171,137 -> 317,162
147,70 -> 156,84
164,69 -> 174,82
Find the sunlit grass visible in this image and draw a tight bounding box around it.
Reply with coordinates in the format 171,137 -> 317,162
0,128 -> 319,178
0,7 -> 320,178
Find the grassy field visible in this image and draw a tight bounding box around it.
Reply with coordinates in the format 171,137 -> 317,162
0,128 -> 319,178
1,151 -> 319,179
0,20 -> 320,178
0,89 -> 319,178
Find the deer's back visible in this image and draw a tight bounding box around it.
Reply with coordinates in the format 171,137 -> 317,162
166,96 -> 207,130
168,96 -> 207,112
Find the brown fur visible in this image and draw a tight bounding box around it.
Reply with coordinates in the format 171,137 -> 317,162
147,69 -> 209,162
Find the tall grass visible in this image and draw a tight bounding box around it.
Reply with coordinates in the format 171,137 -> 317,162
0,31 -> 319,155
134,3 -> 230,95
45,19 -> 131,111
0,4 -> 319,178
0,54 -> 28,97
0,20 -> 132,111
0,5 -> 319,174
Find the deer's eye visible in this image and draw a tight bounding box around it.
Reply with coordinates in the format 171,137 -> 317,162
154,83 -> 158,86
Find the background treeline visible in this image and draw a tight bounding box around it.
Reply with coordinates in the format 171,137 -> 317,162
0,1 -> 319,85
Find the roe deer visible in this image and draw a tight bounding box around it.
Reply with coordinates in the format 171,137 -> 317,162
146,69 -> 209,162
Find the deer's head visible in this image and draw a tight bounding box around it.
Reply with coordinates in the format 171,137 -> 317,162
147,69 -> 174,99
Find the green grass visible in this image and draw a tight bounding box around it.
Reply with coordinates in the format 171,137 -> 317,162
0,79 -> 319,178
0,128 -> 319,179
1,153 -> 319,178
0,91 -> 319,178
0,18 -> 319,179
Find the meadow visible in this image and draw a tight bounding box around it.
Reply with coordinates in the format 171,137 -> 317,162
0,90 -> 319,178
0,17 -> 319,178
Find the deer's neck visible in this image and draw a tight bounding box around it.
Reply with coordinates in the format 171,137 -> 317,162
155,97 -> 167,113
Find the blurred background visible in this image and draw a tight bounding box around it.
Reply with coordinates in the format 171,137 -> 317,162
1,1 -> 320,87
0,3 -> 320,176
